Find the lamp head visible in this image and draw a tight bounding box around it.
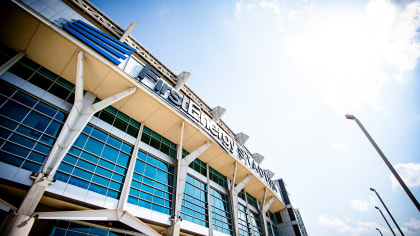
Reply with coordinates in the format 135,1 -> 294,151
370,188 -> 375,192
375,206 -> 379,210
345,114 -> 355,120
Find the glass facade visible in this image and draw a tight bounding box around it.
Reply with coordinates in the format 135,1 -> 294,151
127,150 -> 174,215
238,203 -> 251,236
50,220 -> 136,236
209,166 -> 227,188
266,211 -> 279,236
0,81 -> 66,173
93,102 -> 140,138
210,187 -> 233,235
0,45 -> 281,236
189,157 -> 207,176
180,175 -> 208,227
141,126 -> 177,158
55,125 -> 133,199
249,211 -> 264,236
8,56 -> 76,104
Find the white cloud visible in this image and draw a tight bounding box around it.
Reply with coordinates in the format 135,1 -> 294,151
318,215 -> 351,233
390,162 -> 420,190
351,199 -> 369,212
285,0 -> 420,113
401,218 -> 420,235
318,215 -> 386,235
332,143 -> 346,151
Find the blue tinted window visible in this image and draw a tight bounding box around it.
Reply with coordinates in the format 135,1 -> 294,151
84,138 -> 104,156
129,152 -> 174,215
116,153 -> 129,166
77,159 -> 95,171
101,145 -> 118,162
144,164 -> 156,179
34,102 -> 56,117
181,175 -> 208,227
12,92 -> 36,107
56,125 -> 133,199
0,100 -> 29,122
74,134 -> 87,148
22,111 -> 50,132
73,168 -> 92,181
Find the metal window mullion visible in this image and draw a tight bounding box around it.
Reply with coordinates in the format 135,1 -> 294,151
117,123 -> 144,210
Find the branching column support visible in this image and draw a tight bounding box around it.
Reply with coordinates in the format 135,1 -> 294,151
0,51 -> 136,236
168,121 -> 211,236
229,162 -> 252,236
118,123 -> 145,210
260,193 -> 275,236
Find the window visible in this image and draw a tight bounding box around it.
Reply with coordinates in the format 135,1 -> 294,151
189,158 -> 207,176
141,126 -> 177,158
209,167 -> 227,188
50,220 -> 137,236
266,211 -> 279,236
247,192 -> 258,209
249,211 -> 263,236
55,125 -> 133,199
0,82 -> 66,173
8,57 -> 75,104
210,188 -> 233,235
238,204 -> 251,236
93,103 -> 140,138
128,150 -> 174,215
180,175 -> 208,227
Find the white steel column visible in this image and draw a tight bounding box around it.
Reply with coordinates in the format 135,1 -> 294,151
118,123 -> 145,210
0,51 -> 136,236
43,51 -> 136,177
0,51 -> 25,76
206,165 -> 214,236
119,21 -> 137,42
229,161 -> 252,236
260,196 -> 275,236
168,121 -> 212,236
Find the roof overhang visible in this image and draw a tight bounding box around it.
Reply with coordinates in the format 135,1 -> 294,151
0,0 -> 285,212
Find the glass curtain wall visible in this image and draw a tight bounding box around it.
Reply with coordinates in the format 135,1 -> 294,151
180,175 -> 208,227
128,150 -> 175,215
210,187 -> 233,235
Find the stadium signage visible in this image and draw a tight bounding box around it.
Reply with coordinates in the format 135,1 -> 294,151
137,65 -> 278,192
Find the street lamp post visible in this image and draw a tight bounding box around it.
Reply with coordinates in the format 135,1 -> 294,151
375,206 -> 396,236
370,188 -> 404,236
345,114 -> 420,211
376,228 -> 384,236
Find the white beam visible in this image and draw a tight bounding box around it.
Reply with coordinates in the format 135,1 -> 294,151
174,71 -> 191,91
43,51 -> 136,177
260,197 -> 275,236
234,174 -> 252,194
252,153 -> 264,164
265,169 -> 275,179
235,132 -> 249,146
120,21 -> 137,42
118,124 -> 145,209
35,209 -> 160,236
210,106 -> 226,122
263,197 -> 275,213
175,141 -> 211,218
0,51 -> 25,76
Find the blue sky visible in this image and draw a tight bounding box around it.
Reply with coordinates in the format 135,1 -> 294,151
91,0 -> 420,235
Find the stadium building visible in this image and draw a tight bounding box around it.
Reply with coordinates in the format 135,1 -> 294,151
0,0 -> 306,235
